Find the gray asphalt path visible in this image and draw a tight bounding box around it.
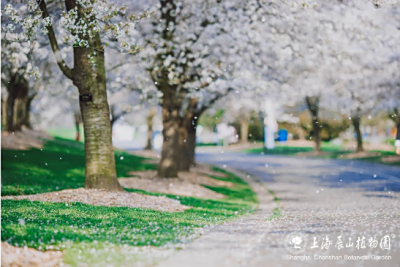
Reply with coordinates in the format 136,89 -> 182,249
157,152 -> 400,267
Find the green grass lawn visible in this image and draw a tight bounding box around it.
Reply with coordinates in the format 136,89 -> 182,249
1,138 -> 258,265
1,138 -> 155,195
246,145 -> 314,156
246,143 -> 398,165
196,142 -> 218,147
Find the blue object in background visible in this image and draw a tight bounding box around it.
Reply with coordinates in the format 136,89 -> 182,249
277,129 -> 288,142
152,130 -> 161,139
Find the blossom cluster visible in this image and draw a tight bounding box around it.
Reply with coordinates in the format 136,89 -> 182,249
2,0 -> 152,54
2,2 -> 42,41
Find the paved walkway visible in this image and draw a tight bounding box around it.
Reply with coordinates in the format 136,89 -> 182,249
157,152 -> 400,267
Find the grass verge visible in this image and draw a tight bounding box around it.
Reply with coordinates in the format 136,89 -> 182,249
1,138 -> 258,265
246,144 -> 398,165
1,138 -> 155,195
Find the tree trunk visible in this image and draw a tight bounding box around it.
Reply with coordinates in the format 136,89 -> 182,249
35,0 -> 121,191
179,101 -> 201,171
240,119 -> 249,143
6,95 -> 16,132
158,85 -> 180,178
72,35 -> 122,191
21,96 -> 34,129
5,75 -> 19,132
1,99 -> 6,128
389,108 -> 400,140
296,125 -> 305,140
145,124 -> 153,150
145,108 -> 156,150
397,120 -> 400,140
178,119 -> 190,171
186,113 -> 199,167
5,74 -> 29,132
305,96 -> 321,151
74,112 -> 81,142
14,80 -> 29,131
14,98 -> 23,131
352,115 -> 363,152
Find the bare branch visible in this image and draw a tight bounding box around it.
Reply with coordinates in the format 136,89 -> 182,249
36,0 -> 74,80
108,61 -> 128,72
199,87 -> 234,114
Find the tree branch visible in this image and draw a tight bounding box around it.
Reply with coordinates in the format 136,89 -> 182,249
199,87 -> 234,114
108,61 -> 128,72
36,0 -> 74,80
110,104 -> 130,124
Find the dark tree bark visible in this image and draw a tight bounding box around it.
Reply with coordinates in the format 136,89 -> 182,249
5,74 -> 18,132
14,98 -> 24,131
14,81 -> 29,131
1,98 -> 6,128
305,96 -> 321,151
21,95 -> 35,129
5,90 -> 17,132
177,106 -> 195,172
186,112 -> 199,168
145,108 -> 156,150
178,118 -> 190,171
178,98 -> 202,171
389,108 -> 400,133
352,114 -> 363,152
4,74 -> 28,132
183,93 -> 232,169
397,123 -> 400,139
37,0 -> 122,191
157,84 -> 181,178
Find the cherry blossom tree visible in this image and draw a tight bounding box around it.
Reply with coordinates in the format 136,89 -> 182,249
145,107 -> 157,150
123,0 -> 234,176
326,1 -> 400,151
1,32 -> 51,132
126,0 -> 305,175
254,0 -> 400,151
2,0 -> 150,190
